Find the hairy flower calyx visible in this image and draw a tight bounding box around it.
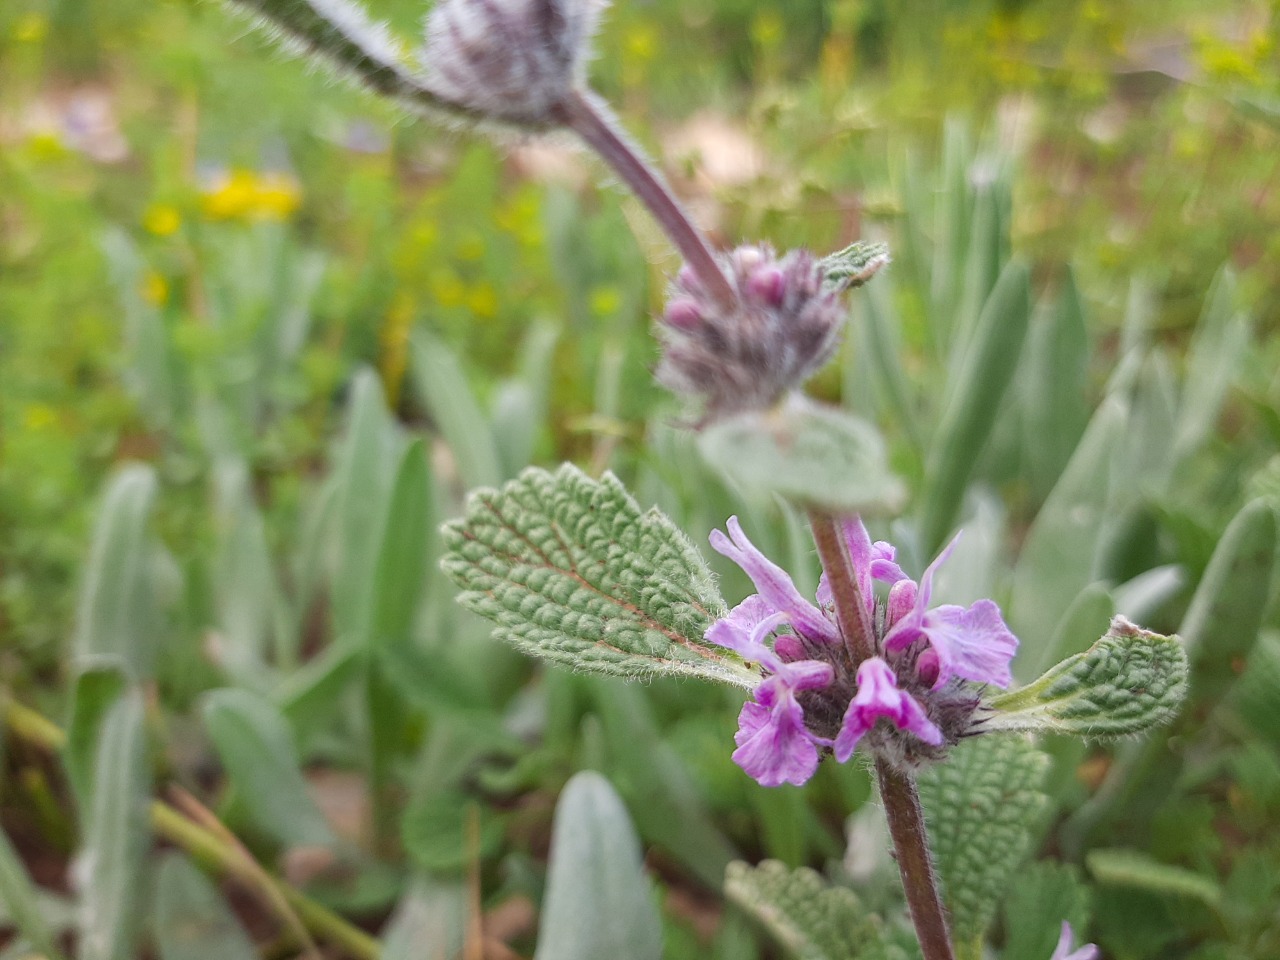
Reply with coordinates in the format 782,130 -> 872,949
657,244 -> 850,421
707,516 -> 1020,786
423,0 -> 603,125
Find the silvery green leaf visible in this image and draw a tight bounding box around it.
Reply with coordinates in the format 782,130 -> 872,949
380,877 -> 466,960
441,464 -> 754,687
78,693 -> 151,960
151,853 -> 258,960
724,860 -> 911,960
0,827 -> 65,960
917,734 -> 1049,947
985,617 -> 1188,738
1086,849 -> 1223,910
534,772 -> 662,960
697,397 -> 905,515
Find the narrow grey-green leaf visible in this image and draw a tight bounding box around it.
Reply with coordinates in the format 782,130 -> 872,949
380,877 -> 466,960
63,662 -> 128,815
151,853 -> 258,960
1086,849 -> 1223,909
201,689 -> 334,848
917,734 -> 1048,946
1178,498 -> 1276,704
411,331 -> 503,489
920,258 -> 1030,553
441,464 -> 754,686
73,466 -> 160,680
986,617 -> 1187,738
534,771 -> 662,960
332,369 -> 400,647
697,396 -> 905,515
724,860 -> 904,960
0,827 -> 64,960
369,439 -> 433,650
77,692 -> 150,960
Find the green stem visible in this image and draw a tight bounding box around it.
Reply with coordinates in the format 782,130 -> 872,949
875,757 -> 956,960
3,698 -> 380,960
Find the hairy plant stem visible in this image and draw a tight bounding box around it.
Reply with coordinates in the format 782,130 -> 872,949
808,512 -> 876,664
808,514 -> 954,960
876,756 -> 956,960
554,89 -> 738,312
2,697 -> 379,960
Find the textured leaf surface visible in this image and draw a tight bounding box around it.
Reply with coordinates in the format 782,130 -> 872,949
917,734 -> 1049,946
697,398 -> 905,515
442,464 -> 754,686
725,860 -> 911,960
818,240 -> 891,289
534,772 -> 662,960
986,617 -> 1188,738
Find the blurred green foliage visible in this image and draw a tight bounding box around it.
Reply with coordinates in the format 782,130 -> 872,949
1,0 -> 1279,958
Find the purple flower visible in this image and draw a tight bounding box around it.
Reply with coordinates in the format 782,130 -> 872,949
1049,922 -> 1099,960
706,514 -> 1019,785
710,517 -> 839,646
882,535 -> 1019,689
834,658 -> 942,762
706,596 -> 834,786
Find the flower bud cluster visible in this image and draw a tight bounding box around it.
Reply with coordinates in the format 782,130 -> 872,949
423,0 -> 602,125
656,244 -> 848,420
706,516 -> 1019,786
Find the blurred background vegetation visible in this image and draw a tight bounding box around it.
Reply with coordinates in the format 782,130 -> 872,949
1,0 -> 1278,958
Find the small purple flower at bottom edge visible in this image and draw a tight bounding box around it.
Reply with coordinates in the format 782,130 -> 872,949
833,657 -> 942,763
732,664 -> 833,787
1049,922 -> 1099,960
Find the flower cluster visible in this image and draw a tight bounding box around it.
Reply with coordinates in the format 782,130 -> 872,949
707,515 -> 1018,786
656,244 -> 848,420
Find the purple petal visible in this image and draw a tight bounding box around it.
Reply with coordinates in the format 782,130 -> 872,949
840,516 -> 875,603
920,599 -> 1018,688
833,657 -> 942,762
706,597 -> 789,670
732,691 -> 821,787
1049,922 -> 1099,960
711,518 -> 840,645
869,541 -> 909,585
885,579 -> 918,630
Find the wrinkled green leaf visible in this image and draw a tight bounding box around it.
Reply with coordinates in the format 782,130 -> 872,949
697,397 -> 905,515
725,860 -> 908,960
78,692 -> 150,960
917,734 -> 1048,946
534,772 -> 662,960
442,464 -> 753,686
202,689 -> 334,848
151,853 -> 258,960
818,240 -> 890,289
986,617 -> 1188,738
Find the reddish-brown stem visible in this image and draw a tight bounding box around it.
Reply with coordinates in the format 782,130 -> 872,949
807,512 -> 876,665
554,89 -> 737,312
876,757 -> 956,960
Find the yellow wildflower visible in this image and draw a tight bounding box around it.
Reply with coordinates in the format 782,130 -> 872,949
144,204 -> 182,237
466,283 -> 499,319
201,168 -> 302,221
13,12 -> 48,43
589,285 -> 622,317
141,272 -> 170,307
22,404 -> 58,432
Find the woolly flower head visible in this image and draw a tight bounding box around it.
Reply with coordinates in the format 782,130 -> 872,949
423,0 -> 604,125
656,244 -> 848,420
